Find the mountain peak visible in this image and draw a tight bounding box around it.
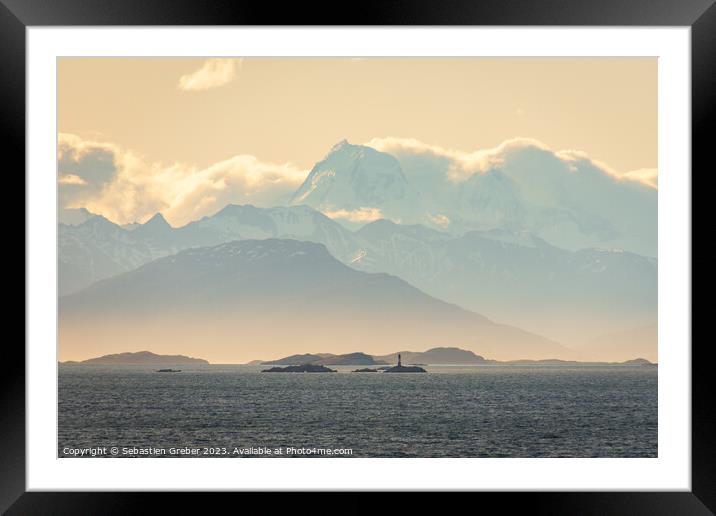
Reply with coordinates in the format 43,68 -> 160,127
59,207 -> 97,226
214,204 -> 259,217
291,141 -> 414,213
144,212 -> 170,228
132,212 -> 172,238
80,214 -> 117,229
330,139 -> 351,152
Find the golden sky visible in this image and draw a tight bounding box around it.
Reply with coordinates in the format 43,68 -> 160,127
59,57 -> 656,172
58,57 -> 657,226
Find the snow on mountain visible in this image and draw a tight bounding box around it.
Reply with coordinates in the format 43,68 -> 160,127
58,204 -> 364,295
59,216 -> 160,295
452,169 -> 528,231
58,203 -> 656,346
179,204 -> 361,262
290,139 -> 657,256
290,140 -> 423,225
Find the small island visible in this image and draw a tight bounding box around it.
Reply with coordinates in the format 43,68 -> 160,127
621,358 -> 657,366
261,364 -> 337,373
383,354 -> 427,373
156,369 -> 181,373
352,368 -> 379,373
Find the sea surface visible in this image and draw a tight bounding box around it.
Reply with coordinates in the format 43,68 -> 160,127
58,365 -> 657,458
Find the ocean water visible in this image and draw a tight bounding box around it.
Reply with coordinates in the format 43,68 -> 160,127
58,365 -> 657,458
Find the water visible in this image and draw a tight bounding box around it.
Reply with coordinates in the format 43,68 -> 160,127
58,365 -> 657,458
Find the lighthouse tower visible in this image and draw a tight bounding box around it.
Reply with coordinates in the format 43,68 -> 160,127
398,354 -> 402,367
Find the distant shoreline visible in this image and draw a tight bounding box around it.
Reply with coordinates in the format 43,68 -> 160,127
59,349 -> 656,367
60,361 -> 657,367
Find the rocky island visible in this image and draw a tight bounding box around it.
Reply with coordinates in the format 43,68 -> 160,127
383,354 -> 427,373
261,364 -> 337,373
352,368 -> 379,373
384,365 -> 427,373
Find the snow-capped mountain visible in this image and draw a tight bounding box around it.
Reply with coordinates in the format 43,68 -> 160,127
58,203 -> 656,348
60,239 -> 571,361
58,204 -> 363,295
289,140 -> 657,256
290,140 -> 423,225
59,216 -> 163,296
179,204 -> 360,261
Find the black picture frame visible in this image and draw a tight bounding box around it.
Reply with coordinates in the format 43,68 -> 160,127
4,0 -> 709,512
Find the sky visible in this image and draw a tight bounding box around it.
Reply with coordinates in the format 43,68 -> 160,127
58,57 -> 657,226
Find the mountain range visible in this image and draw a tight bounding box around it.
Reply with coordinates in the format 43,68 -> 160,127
59,348 -> 654,367
59,239 -> 573,363
288,140 -> 656,256
259,352 -> 387,366
251,347 -> 655,366
58,139 -> 657,361
59,202 -> 656,346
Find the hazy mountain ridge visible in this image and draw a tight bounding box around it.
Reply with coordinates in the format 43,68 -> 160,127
253,346 -> 655,366
574,323 -> 658,363
350,219 -> 656,342
58,203 -> 656,347
61,350 -> 209,365
58,204 -> 359,295
59,238 -> 572,363
59,215 -> 175,296
57,140 -> 656,355
374,347 -> 488,365
259,353 -> 336,365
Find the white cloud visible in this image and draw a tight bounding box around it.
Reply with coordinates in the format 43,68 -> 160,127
365,136 -> 656,255
178,58 -> 242,92
58,133 -> 306,226
58,174 -> 88,186
57,133 -> 657,255
368,136 -> 657,189
321,207 -> 383,223
622,168 -> 658,188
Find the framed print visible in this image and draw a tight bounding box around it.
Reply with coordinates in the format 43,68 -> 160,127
5,0 -> 711,512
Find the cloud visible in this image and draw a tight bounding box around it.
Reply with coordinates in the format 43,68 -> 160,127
321,207 -> 383,223
178,58 -> 242,92
58,133 -> 306,226
623,168 -> 658,188
58,133 -> 656,254
365,136 -> 656,255
58,174 -> 88,186
58,133 -> 121,209
368,136 -> 657,189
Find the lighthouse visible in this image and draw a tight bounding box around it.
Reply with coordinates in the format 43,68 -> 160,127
398,354 -> 402,367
